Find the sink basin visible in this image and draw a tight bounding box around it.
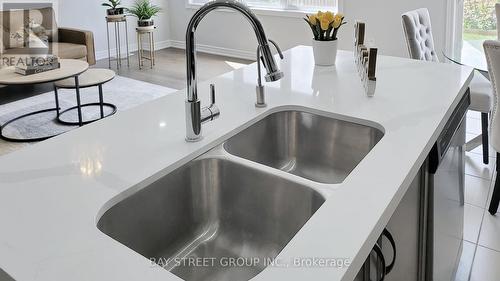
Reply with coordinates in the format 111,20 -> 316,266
98,158 -> 325,281
224,110 -> 384,184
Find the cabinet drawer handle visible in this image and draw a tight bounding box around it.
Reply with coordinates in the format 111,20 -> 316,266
372,243 -> 386,281
381,229 -> 396,274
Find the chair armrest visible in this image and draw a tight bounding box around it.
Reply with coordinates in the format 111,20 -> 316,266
58,27 -> 96,65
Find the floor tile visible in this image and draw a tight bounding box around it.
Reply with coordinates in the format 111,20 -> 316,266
465,204 -> 485,243
454,241 -> 477,281
467,110 -> 481,120
486,172 -> 497,208
466,175 -> 492,208
467,117 -> 483,135
469,145 -> 497,159
466,133 -> 479,143
467,133 -> 497,159
465,152 -> 495,180
470,246 -> 500,281
479,210 -> 500,252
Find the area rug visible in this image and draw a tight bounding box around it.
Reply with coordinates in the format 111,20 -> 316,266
0,75 -> 178,156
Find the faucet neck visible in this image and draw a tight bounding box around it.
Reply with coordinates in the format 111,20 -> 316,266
185,0 -> 279,102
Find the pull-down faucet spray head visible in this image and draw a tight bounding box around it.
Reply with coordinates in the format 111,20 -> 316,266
256,39 -> 284,107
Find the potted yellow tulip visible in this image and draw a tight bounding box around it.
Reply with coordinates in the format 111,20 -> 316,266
304,11 -> 346,66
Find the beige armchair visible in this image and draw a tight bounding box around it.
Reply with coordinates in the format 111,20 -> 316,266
0,7 -> 95,65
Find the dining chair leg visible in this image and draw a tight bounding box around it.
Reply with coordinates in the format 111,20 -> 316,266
488,153 -> 500,215
482,112 -> 489,164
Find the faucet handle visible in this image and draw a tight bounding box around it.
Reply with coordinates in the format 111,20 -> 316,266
200,83 -> 220,124
210,84 -> 216,105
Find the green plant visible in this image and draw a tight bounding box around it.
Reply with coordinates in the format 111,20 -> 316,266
304,11 -> 346,41
101,0 -> 121,9
127,0 -> 161,20
463,0 -> 499,31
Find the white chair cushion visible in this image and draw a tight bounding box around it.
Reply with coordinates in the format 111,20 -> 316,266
469,73 -> 493,113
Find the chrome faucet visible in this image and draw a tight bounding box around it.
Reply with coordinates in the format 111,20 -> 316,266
185,0 -> 284,142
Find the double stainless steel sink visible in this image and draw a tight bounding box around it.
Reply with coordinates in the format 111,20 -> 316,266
98,110 -> 384,281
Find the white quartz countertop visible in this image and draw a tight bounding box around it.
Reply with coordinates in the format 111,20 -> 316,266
0,46 -> 473,281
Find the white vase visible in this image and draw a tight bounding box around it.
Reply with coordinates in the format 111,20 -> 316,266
312,39 -> 338,66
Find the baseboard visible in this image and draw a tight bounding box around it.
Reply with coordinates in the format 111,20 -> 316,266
96,39 -> 255,61
95,40 -> 171,61
169,40 -> 255,61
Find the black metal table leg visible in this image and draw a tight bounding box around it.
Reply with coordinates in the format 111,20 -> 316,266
0,79 -> 81,142
56,103 -> 117,125
56,83 -> 117,126
0,108 -> 65,142
99,84 -> 105,118
75,76 -> 83,127
54,85 -> 60,117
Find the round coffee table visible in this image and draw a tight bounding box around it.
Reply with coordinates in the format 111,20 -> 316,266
0,59 -> 89,142
54,69 -> 117,126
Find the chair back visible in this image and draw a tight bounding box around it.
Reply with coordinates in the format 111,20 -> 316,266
402,8 -> 439,62
484,40 -> 500,151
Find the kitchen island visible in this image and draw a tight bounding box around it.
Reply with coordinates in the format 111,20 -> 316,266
0,46 -> 472,281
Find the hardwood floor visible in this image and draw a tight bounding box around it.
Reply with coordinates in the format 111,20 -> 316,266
0,48 -> 252,106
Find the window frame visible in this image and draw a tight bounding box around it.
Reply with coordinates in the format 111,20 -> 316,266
185,0 -> 342,18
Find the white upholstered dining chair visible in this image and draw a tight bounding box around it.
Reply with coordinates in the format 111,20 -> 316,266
484,40 -> 500,215
402,8 -> 493,164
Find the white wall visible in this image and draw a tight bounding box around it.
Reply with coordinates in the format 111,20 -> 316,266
342,0 -> 447,57
166,0 -> 448,59
58,0 -> 170,59
56,0 -> 448,60
167,1 -> 313,59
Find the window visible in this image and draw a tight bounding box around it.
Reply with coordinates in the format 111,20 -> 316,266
188,0 -> 338,12
463,0 -> 499,51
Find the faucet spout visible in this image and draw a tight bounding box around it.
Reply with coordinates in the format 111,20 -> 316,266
185,0 -> 283,102
184,0 -> 284,142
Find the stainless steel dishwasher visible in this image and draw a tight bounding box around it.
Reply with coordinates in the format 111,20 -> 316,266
353,90 -> 469,281
426,89 -> 469,281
